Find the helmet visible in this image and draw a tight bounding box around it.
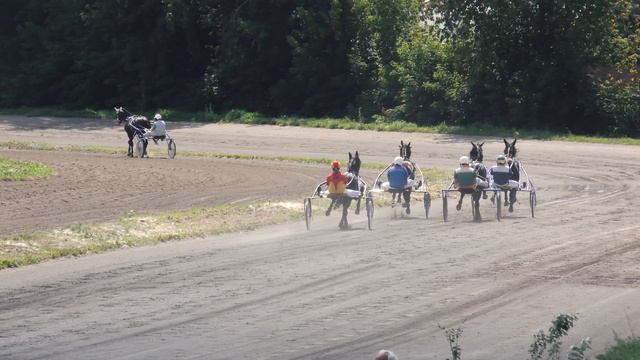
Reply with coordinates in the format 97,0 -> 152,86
459,156 -> 470,165
331,160 -> 340,169
496,154 -> 507,165
154,113 -> 162,120
393,156 -> 404,166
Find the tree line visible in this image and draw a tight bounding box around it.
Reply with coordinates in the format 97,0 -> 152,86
0,0 -> 638,135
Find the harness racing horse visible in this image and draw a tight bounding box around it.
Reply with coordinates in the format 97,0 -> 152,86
114,107 -> 151,157
456,141 -> 487,213
503,138 -> 520,211
325,151 -> 363,230
392,141 -> 417,211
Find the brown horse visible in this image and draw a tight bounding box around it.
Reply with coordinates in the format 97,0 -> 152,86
502,138 -> 520,211
392,140 -> 416,213
325,151 -> 363,229
114,107 -> 150,157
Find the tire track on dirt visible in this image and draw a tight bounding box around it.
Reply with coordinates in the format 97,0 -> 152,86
286,226 -> 640,359
3,262 -> 382,360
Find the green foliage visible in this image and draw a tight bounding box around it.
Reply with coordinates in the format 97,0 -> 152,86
439,325 -> 463,360
529,314 -> 582,360
567,338 -> 592,360
0,1 -> 639,136
437,315 -> 598,360
596,336 -> 640,359
598,77 -> 640,136
1,0 -> 211,109
0,157 -> 52,181
391,28 -> 468,124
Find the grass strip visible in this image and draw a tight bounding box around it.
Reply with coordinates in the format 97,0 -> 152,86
0,157 -> 52,181
2,107 -> 639,145
0,140 -> 450,182
0,185 -> 454,270
0,202 -> 301,270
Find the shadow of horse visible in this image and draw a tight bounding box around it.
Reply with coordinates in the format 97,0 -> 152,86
115,107 -> 150,157
325,151 -> 363,230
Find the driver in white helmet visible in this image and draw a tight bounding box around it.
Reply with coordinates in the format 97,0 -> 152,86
145,113 -> 167,143
382,156 -> 415,214
454,156 -> 487,190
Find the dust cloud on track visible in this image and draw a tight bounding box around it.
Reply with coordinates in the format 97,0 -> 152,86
1,115 -> 639,359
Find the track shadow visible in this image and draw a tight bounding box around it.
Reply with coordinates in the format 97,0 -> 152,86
0,115 -> 213,132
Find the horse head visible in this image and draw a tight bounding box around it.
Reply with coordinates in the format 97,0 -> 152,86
347,151 -> 361,176
503,138 -> 518,159
470,141 -> 484,163
114,106 -> 131,124
399,140 -> 412,161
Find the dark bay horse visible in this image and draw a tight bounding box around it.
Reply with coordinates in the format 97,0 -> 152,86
456,141 -> 487,212
392,140 -> 417,213
502,138 -> 520,211
325,151 -> 363,230
115,107 -> 150,157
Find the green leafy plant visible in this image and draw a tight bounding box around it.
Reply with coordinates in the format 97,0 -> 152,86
596,335 -> 640,359
439,324 -> 463,360
529,314 -> 590,360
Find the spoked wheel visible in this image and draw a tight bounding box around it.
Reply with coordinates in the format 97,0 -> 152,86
471,198 -> 476,218
133,136 -> 144,158
304,198 -> 312,230
423,193 -> 431,219
496,192 -> 502,221
167,139 -> 176,159
442,193 -> 448,222
530,190 -> 536,218
366,196 -> 374,230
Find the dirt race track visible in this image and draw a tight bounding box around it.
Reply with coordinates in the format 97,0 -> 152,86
1,115 -> 640,359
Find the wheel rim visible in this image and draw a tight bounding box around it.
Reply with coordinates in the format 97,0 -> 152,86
424,193 -> 430,219
304,199 -> 311,230
168,140 -> 176,159
496,193 -> 502,221
443,195 -> 448,222
134,137 -> 143,158
530,192 -> 535,218
366,198 -> 373,230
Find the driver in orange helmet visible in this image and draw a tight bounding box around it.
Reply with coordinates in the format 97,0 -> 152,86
326,160 -> 348,195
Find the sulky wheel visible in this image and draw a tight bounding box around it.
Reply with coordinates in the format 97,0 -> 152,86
304,198 -> 312,230
423,192 -> 431,219
167,139 -> 176,159
366,196 -> 374,230
133,136 -> 144,158
530,190 -> 536,218
442,192 -> 448,222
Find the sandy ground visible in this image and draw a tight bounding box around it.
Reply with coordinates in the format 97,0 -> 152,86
1,115 -> 640,359
0,149 -> 326,235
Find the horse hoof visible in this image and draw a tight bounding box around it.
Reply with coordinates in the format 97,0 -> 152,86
509,204 -> 514,213
456,203 -> 462,211
405,207 -> 411,215
325,210 -> 331,217
355,209 -> 360,215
